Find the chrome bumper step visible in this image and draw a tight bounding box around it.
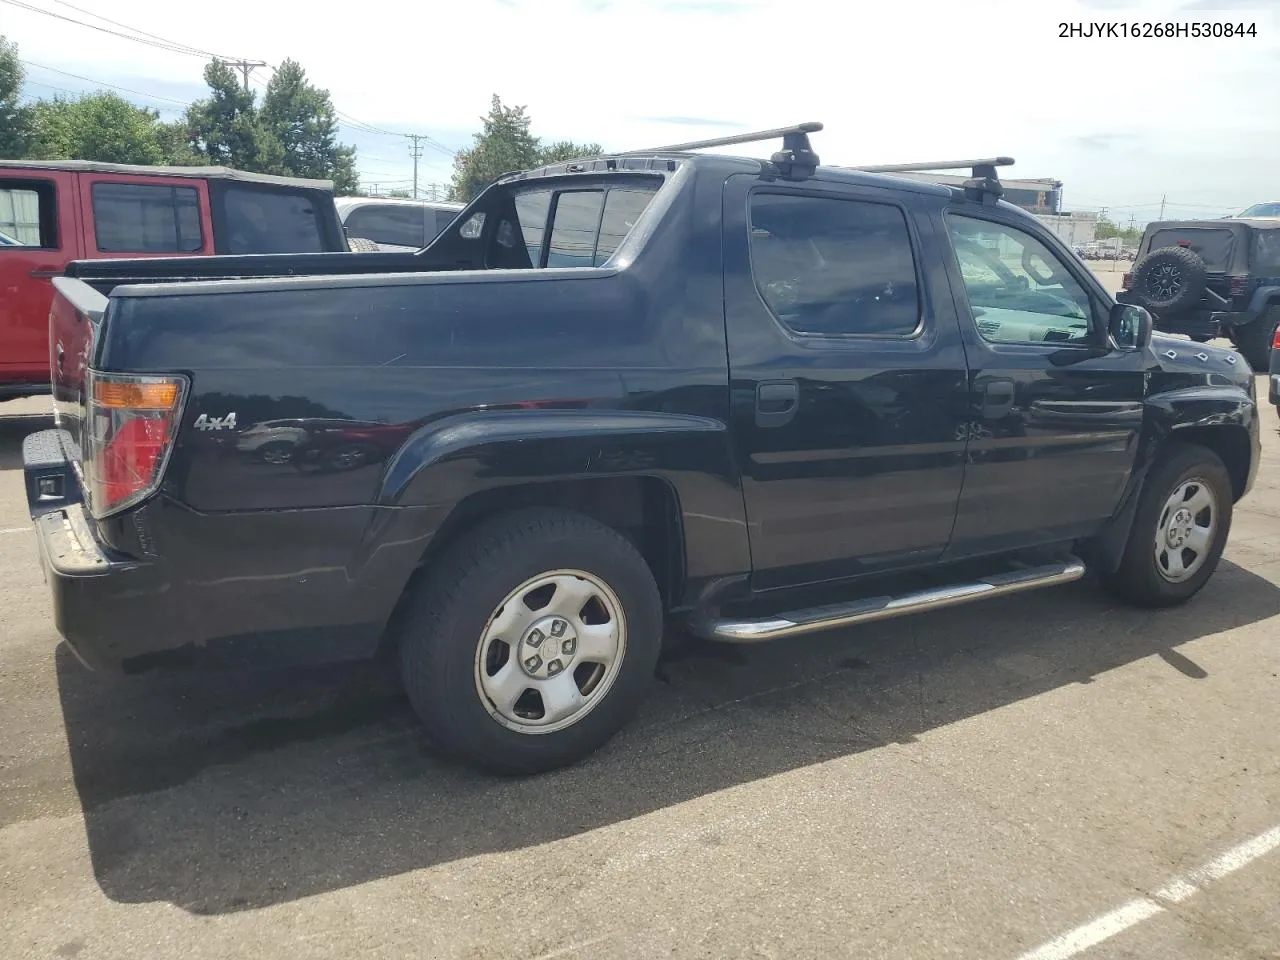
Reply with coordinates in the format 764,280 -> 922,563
689,559 -> 1086,643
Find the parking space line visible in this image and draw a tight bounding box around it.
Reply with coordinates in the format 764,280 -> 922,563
0,527 -> 30,535
1015,826 -> 1280,960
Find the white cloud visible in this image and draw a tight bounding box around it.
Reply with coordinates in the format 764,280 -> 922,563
5,0 -> 1278,218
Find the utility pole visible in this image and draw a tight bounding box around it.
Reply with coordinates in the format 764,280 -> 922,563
227,59 -> 268,91
1159,194 -> 1167,219
405,135 -> 426,199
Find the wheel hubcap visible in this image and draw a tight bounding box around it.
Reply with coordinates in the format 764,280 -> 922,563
1154,479 -> 1217,583
474,569 -> 626,734
1148,264 -> 1182,301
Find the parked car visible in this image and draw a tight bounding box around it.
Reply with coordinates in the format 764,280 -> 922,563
1119,217 -> 1280,365
1235,202 -> 1280,219
25,125 -> 1258,775
334,196 -> 465,252
0,160 -> 351,399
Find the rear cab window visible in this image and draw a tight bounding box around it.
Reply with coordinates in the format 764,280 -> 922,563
472,178 -> 662,269
0,179 -> 58,248
1146,228 -> 1235,272
1251,230 -> 1280,273
91,182 -> 202,253
218,184 -> 327,254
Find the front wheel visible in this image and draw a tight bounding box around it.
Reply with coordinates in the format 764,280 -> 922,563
397,508 -> 663,774
1099,443 -> 1233,608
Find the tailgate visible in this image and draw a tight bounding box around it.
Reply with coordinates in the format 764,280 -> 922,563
49,276 -> 106,466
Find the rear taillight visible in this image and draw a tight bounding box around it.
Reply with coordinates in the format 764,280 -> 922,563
1272,325 -> 1280,350
83,371 -> 187,518
1121,272 -> 1133,290
1229,276 -> 1250,297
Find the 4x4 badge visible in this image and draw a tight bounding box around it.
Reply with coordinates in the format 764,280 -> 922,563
193,412 -> 238,432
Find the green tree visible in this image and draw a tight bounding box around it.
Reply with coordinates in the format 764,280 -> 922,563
184,59 -> 282,171
0,36 -> 30,158
450,95 -> 541,201
539,139 -> 603,165
25,93 -> 169,164
260,59 -> 358,193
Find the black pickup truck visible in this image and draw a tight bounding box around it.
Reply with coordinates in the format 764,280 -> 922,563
24,124 -> 1260,774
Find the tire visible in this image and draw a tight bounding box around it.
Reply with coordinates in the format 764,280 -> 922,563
397,507 -> 663,775
1228,306 -> 1280,372
347,236 -> 380,252
1127,246 -> 1208,314
1099,443 -> 1233,608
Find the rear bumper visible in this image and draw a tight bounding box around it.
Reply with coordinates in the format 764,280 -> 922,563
24,430 -> 160,672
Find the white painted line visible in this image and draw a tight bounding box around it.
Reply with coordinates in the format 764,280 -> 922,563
0,527 -> 30,535
1015,825 -> 1280,960
1016,900 -> 1163,960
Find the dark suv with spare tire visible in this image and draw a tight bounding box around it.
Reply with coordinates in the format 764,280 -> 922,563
1120,218 -> 1280,370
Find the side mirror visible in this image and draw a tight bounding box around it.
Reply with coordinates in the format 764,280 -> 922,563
1108,302 -> 1153,351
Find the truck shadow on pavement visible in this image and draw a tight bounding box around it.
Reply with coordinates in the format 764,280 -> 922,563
54,559 -> 1280,915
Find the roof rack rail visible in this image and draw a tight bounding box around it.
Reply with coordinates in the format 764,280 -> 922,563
621,122 -> 824,181
848,156 -> 1015,203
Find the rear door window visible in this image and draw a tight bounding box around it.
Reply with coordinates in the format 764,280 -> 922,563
0,180 -> 56,247
1146,228 -> 1235,271
749,193 -> 921,337
222,185 -> 326,254
91,182 -> 202,253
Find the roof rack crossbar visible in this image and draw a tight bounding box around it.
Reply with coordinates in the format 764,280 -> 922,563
620,122 -> 823,182
849,156 -> 1014,175
623,121 -> 823,155
848,156 -> 1014,203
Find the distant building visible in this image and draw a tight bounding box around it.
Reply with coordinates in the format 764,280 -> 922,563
890,173 -> 1063,215
887,171 -> 1096,247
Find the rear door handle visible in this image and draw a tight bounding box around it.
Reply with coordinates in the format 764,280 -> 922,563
756,380 -> 799,428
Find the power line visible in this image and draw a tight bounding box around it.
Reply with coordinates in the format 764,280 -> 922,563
49,0 -> 231,59
0,0 -> 223,58
21,59 -> 191,106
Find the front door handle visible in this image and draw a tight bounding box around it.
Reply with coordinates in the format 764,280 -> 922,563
756,380 -> 799,428
981,379 -> 1016,419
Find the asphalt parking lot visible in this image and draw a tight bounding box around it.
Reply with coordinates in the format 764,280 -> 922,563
2,373 -> 1280,959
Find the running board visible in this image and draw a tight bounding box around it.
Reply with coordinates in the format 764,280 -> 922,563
690,559 -> 1086,643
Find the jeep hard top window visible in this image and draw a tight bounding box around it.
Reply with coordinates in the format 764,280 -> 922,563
1146,228 -> 1234,271
1253,229 -> 1280,273
483,180 -> 661,269
222,185 -> 326,254
91,182 -> 202,253
0,179 -> 55,248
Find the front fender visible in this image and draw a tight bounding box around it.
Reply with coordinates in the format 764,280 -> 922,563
1090,382 -> 1258,573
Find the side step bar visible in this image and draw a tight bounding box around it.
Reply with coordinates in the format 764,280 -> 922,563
690,559 -> 1086,643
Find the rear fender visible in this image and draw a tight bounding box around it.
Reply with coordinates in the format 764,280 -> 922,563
1218,284 -> 1280,330
373,409 -> 750,606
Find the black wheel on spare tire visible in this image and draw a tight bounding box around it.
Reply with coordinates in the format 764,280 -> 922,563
1228,305 -> 1280,372
1098,443 -> 1233,609
397,507 -> 663,775
1127,246 -> 1208,315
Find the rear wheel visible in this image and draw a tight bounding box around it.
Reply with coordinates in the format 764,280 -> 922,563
1099,443 -> 1233,608
1229,306 -> 1280,371
397,508 -> 663,774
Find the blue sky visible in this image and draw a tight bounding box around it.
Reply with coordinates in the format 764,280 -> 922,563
5,0 -> 1279,223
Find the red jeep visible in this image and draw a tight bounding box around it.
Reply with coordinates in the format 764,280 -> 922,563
0,160 -> 350,399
